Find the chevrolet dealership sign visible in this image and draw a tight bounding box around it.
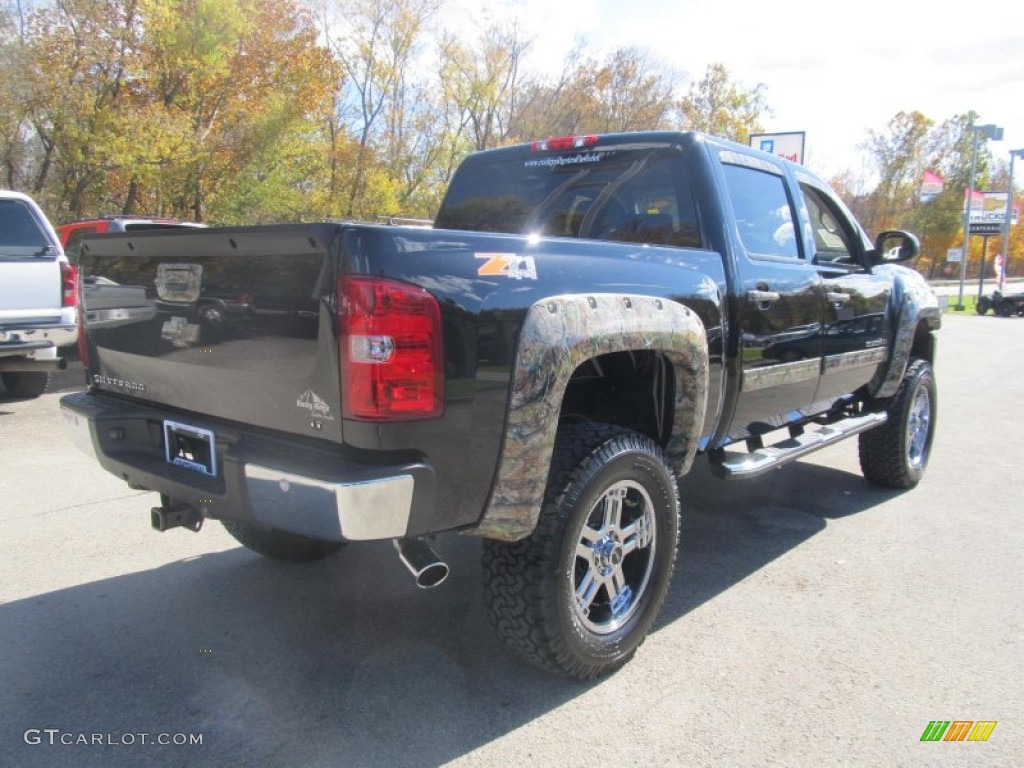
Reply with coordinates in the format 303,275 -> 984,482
966,190 -> 1019,234
750,132 -> 806,165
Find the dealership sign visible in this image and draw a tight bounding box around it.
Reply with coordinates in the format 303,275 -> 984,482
966,190 -> 1019,234
750,132 -> 806,165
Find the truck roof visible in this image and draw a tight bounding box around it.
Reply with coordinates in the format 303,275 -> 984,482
456,130 -> 821,181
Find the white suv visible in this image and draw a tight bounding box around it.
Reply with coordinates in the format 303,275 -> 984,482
0,190 -> 77,398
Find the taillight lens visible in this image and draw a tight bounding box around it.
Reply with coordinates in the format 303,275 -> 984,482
61,263 -> 78,307
339,276 -> 444,420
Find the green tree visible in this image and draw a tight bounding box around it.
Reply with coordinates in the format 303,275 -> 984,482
21,0 -> 143,217
0,2 -> 38,189
676,62 -> 769,143
137,0 -> 335,222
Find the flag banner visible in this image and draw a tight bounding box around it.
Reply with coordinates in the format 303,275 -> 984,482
920,170 -> 944,202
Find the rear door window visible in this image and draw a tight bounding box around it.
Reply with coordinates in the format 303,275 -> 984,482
721,163 -> 800,260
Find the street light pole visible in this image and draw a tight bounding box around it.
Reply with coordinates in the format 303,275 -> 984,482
999,148 -> 1024,293
956,122 -> 1003,311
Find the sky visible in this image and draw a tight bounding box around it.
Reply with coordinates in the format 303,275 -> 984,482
439,0 -> 1024,182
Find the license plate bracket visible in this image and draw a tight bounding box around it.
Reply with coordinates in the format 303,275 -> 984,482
164,420 -> 218,477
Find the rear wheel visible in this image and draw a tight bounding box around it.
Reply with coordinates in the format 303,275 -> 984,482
1,372 -> 49,398
221,520 -> 345,562
859,359 -> 936,489
482,423 -> 680,679
995,300 -> 1014,317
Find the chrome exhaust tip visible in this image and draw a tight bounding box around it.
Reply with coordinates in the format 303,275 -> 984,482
393,538 -> 449,589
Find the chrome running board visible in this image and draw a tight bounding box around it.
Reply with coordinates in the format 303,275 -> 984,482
710,412 -> 888,479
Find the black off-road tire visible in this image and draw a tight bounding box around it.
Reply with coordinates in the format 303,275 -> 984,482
995,300 -> 1015,317
858,359 -> 936,489
1,372 -> 50,398
976,296 -> 990,315
482,423 -> 680,680
221,519 -> 345,562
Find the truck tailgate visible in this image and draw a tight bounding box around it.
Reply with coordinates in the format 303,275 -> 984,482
78,224 -> 343,441
0,259 -> 62,323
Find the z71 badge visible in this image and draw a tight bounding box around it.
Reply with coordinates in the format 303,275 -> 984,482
476,253 -> 537,280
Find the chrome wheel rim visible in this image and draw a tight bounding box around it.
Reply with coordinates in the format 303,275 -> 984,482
571,480 -> 657,635
906,386 -> 932,470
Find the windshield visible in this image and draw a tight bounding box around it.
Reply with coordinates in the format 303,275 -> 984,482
436,147 -> 701,248
0,199 -> 52,258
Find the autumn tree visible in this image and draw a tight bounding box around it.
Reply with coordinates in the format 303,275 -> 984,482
860,111 -> 933,234
676,62 -> 769,143
508,47 -> 588,139
909,113 -> 977,277
20,0 -> 144,217
512,45 -> 677,140
0,4 -> 33,188
322,0 -> 439,218
135,0 -> 335,222
4,0 -> 333,222
438,22 -> 530,151
582,47 -> 677,134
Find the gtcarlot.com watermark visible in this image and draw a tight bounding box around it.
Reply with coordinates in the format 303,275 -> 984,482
24,728 -> 203,747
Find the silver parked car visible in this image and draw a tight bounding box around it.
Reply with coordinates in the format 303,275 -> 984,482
0,190 -> 77,398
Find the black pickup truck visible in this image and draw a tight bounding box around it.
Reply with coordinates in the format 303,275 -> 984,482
61,131 -> 940,679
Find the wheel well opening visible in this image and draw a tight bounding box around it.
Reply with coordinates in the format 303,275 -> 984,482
559,350 -> 673,446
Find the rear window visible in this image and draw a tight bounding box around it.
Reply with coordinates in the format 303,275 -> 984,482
436,148 -> 702,248
0,199 -> 51,258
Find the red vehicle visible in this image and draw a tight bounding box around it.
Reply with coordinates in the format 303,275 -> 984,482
55,216 -> 204,262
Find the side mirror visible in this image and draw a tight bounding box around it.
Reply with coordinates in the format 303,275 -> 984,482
871,230 -> 920,264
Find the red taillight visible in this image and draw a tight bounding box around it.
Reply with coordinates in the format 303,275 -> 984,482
339,276 -> 444,421
530,135 -> 599,152
61,263 -> 78,308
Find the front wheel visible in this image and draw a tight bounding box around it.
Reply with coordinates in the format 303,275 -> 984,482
976,296 -> 991,315
858,359 -> 936,489
221,519 -> 345,562
482,423 -> 680,679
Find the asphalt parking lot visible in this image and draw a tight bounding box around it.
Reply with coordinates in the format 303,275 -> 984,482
1,313 -> 1021,767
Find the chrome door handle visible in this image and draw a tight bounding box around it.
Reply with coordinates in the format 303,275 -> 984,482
748,289 -> 781,303
826,291 -> 850,304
